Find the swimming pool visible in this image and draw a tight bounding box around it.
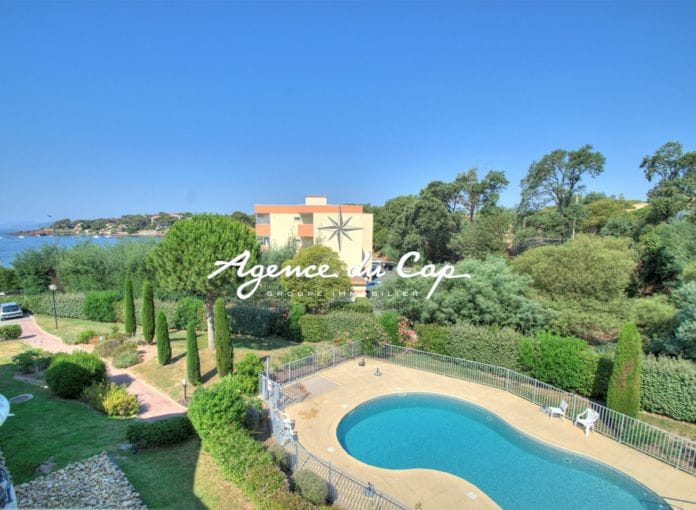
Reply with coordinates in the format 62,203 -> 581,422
336,393 -> 668,510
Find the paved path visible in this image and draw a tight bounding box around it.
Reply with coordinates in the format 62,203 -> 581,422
7,316 -> 186,421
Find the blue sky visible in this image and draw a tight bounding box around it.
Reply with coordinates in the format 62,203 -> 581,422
1,1 -> 695,224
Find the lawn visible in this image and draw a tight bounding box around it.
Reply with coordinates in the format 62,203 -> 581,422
33,314 -> 302,401
34,314 -> 123,344
0,340 -> 251,509
131,331 -> 300,401
639,411 -> 696,441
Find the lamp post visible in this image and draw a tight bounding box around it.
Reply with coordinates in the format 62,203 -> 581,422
48,284 -> 58,329
182,378 -> 188,403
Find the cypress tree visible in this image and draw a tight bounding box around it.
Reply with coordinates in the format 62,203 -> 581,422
156,310 -> 171,366
124,276 -> 136,337
186,321 -> 201,385
607,323 -> 642,418
214,298 -> 233,377
142,281 -> 155,343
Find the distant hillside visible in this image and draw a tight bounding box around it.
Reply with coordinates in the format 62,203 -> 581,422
12,211 -> 255,237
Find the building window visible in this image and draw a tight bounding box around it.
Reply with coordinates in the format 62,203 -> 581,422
257,236 -> 270,247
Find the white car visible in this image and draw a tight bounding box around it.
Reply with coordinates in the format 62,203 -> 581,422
0,302 -> 23,321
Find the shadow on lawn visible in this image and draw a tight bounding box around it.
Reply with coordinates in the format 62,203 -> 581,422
0,361 -> 208,510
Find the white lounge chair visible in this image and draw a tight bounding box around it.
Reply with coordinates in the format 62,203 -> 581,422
575,408 -> 600,436
547,400 -> 568,421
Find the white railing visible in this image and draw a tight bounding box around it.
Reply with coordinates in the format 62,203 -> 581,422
265,341 -> 696,476
260,373 -> 408,510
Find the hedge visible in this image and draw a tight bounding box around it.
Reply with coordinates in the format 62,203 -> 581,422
606,323 -> 642,418
292,469 -> 328,505
1,293 -> 86,319
518,333 -> 600,397
84,290 -> 121,322
641,356 -> 696,422
298,311 -> 388,352
126,416 -> 195,449
415,323 -> 449,354
0,324 -> 22,340
446,323 -> 523,371
228,304 -> 273,337
189,377 -> 312,510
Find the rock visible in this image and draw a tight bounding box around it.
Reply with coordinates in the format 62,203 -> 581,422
15,452 -> 146,509
35,457 -> 54,475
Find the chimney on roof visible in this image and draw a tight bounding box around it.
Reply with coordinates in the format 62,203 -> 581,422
305,196 -> 328,205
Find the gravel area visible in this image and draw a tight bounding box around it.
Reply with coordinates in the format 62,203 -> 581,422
15,453 -> 146,509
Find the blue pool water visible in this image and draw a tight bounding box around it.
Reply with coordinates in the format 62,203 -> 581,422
336,394 -> 668,510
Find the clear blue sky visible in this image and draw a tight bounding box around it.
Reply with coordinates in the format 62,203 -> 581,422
1,1 -> 695,224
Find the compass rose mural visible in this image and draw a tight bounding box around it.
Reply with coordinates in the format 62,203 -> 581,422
318,206 -> 363,252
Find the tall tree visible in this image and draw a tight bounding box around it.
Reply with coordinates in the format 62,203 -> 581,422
453,169 -> 509,221
156,310 -> 172,366
141,281 -> 155,343
606,323 -> 642,418
148,214 -> 260,349
420,169 -> 509,221
640,141 -> 696,222
186,321 -> 201,385
123,276 -> 136,336
520,145 -> 605,217
214,298 -> 233,377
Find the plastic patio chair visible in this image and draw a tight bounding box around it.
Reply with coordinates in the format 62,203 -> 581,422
575,408 -> 600,436
547,399 -> 569,421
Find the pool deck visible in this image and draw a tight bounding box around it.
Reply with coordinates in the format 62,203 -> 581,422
284,359 -> 696,510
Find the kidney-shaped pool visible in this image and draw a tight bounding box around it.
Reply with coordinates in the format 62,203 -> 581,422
336,393 -> 668,510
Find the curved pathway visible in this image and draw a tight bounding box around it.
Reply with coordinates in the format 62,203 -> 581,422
8,316 -> 186,421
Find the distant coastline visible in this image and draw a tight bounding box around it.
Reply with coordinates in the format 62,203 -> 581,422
10,228 -> 164,237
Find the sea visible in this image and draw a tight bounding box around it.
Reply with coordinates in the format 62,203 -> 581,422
0,224 -> 155,267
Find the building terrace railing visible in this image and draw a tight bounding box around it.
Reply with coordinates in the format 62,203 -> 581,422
266,341 -> 696,476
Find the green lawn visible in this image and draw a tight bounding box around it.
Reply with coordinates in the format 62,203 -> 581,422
0,341 -> 250,509
33,313 -> 302,401
640,411 -> 696,441
132,331 -> 300,401
34,314 -> 124,344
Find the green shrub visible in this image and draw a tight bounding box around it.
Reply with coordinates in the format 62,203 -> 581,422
229,303 -> 274,337
444,323 -> 522,371
75,329 -> 97,345
82,382 -> 139,417
338,299 -> 373,313
141,281 -> 155,343
326,311 -> 388,352
415,323 -> 449,354
0,324 -> 21,340
593,354 -> 614,400
518,333 -> 599,396
268,443 -> 289,470
269,307 -> 289,337
607,323 -> 642,418
278,344 -> 315,364
83,290 -> 120,322
4,293 -> 86,319
12,348 -> 53,373
292,469 -> 328,505
631,295 -> 675,347
126,416 -> 194,449
124,276 -> 136,336
641,355 -> 696,422
200,426 -> 311,510
174,296 -> 205,330
235,353 -> 264,394
186,321 -> 201,385
156,310 -> 172,366
112,344 -> 141,368
46,351 -> 106,398
378,311 -> 401,343
298,314 -> 330,342
94,337 -> 127,358
215,299 -> 233,377
187,376 -> 251,438
287,303 -> 306,341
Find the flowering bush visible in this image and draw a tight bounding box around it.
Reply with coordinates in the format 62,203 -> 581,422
397,318 -> 417,346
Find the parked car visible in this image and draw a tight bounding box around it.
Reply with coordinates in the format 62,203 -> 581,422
0,302 -> 23,321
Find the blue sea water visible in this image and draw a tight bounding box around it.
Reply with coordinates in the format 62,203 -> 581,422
0,228 -> 154,267
337,394 -> 668,510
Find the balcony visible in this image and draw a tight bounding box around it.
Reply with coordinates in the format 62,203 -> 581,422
297,223 -> 313,238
